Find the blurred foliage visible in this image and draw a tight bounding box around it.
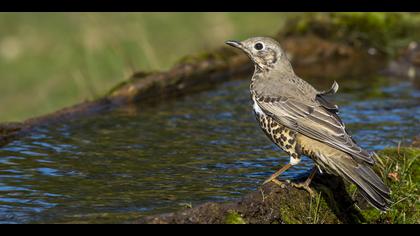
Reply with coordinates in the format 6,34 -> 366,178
1,13 -> 419,122
281,12 -> 420,56
0,13 -> 293,122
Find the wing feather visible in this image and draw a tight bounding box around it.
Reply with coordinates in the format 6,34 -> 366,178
257,96 -> 374,164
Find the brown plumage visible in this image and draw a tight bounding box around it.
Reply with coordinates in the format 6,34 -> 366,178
226,37 -> 391,211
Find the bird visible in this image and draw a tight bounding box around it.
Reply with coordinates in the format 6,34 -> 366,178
225,37 -> 391,211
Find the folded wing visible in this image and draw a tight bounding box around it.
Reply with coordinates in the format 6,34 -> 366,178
257,95 -> 374,164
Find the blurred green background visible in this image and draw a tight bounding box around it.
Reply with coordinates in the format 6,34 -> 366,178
0,13 -> 297,122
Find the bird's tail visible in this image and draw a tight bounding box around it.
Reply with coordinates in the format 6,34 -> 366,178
298,135 -> 392,211
321,151 -> 392,211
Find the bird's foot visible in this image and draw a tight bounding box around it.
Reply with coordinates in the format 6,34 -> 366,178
270,179 -> 287,188
291,182 -> 315,197
262,175 -> 277,185
262,163 -> 292,185
262,174 -> 287,187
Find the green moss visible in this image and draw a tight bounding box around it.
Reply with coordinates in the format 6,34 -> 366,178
175,48 -> 237,66
360,208 -> 382,223
279,204 -> 304,224
276,190 -> 338,224
346,183 -> 358,197
106,47 -> 238,98
224,211 -> 247,224
308,192 -> 323,223
106,71 -> 157,97
280,13 -> 420,56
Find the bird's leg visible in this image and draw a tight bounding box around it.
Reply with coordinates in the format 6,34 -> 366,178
262,163 -> 292,185
291,167 -> 318,197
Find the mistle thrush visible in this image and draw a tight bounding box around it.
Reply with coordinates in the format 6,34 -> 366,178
226,37 -> 391,211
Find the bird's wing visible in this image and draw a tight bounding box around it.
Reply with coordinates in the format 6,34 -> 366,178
318,81 -> 339,96
256,95 -> 374,164
316,94 -> 339,113
316,81 -> 340,112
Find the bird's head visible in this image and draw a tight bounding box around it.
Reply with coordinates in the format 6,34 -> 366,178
225,37 -> 293,73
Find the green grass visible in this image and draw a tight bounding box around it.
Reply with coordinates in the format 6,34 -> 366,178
362,147 -> 420,224
292,146 -> 419,224
308,192 -> 324,224
0,12 -> 296,122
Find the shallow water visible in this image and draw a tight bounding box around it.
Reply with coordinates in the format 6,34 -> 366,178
0,74 -> 419,223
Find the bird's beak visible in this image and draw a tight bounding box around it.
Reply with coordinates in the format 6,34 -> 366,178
225,40 -> 243,49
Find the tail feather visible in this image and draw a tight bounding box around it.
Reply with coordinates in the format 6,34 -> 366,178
358,165 -> 390,196
297,135 -> 391,211
331,154 -> 391,211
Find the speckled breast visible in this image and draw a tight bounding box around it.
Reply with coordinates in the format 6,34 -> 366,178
254,111 -> 299,159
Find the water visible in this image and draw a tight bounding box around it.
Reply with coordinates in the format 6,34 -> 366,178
0,75 -> 419,223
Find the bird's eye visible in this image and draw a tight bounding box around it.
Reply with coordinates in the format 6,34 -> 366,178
254,43 -> 264,50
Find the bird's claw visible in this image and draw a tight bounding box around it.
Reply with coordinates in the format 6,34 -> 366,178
271,179 -> 287,188
291,182 -> 315,197
262,176 -> 276,185
262,176 -> 286,187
